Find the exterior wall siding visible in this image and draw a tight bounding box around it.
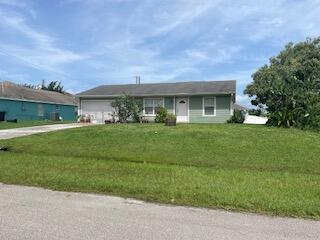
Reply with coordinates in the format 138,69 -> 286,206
79,95 -> 232,123
164,97 -> 174,113
0,98 -> 77,121
189,95 -> 231,123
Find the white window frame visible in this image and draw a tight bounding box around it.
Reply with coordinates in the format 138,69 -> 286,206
143,98 -> 164,116
202,96 -> 216,117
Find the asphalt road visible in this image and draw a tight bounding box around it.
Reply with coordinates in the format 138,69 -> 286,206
0,183 -> 319,240
0,123 -> 84,139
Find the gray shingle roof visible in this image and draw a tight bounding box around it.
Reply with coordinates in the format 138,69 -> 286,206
77,80 -> 236,97
0,81 -> 77,105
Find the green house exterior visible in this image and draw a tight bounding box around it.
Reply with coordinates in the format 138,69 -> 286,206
0,98 -> 77,121
136,95 -> 232,123
77,81 -> 236,124
189,95 -> 232,123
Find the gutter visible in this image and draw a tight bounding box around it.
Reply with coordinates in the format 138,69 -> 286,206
0,97 -> 77,107
76,92 -> 236,98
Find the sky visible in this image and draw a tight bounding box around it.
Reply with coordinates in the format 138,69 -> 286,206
0,0 -> 320,106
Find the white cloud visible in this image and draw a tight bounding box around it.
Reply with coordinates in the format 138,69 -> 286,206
0,44 -> 83,75
151,0 -> 220,36
0,68 -> 29,82
185,50 -> 210,61
1,0 -> 320,93
0,13 -> 54,47
58,0 -> 320,91
236,94 -> 252,108
0,9 -> 85,76
0,0 -> 26,8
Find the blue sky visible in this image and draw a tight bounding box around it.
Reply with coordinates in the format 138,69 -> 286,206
0,0 -> 319,106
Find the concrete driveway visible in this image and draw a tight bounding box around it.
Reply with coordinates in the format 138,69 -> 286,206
0,123 -> 84,139
0,184 -> 319,240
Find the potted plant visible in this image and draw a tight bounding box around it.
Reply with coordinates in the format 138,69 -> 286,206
78,115 -> 85,123
165,113 -> 176,126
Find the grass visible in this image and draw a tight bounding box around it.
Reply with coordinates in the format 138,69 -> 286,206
0,120 -> 74,130
0,124 -> 319,219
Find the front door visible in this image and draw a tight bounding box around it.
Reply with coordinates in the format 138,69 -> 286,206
176,97 -> 188,123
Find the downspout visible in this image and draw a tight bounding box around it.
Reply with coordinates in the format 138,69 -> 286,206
79,97 -> 82,116
173,96 -> 176,115
230,93 -> 235,115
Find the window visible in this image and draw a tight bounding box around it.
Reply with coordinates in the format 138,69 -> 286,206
21,102 -> 26,112
154,99 -> 163,114
203,97 -> 215,116
37,104 -> 44,117
144,99 -> 154,115
144,98 -> 164,115
55,105 -> 60,111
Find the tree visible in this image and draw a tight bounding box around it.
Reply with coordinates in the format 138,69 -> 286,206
111,95 -> 143,123
244,37 -> 320,129
248,108 -> 266,117
22,83 -> 38,89
42,81 -> 64,93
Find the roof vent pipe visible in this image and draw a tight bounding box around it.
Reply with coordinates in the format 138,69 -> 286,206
134,76 -> 141,84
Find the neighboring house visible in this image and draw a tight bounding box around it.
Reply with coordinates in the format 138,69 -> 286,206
244,114 -> 268,125
232,103 -> 268,124
233,103 -> 248,112
0,81 -> 77,121
76,80 -> 236,123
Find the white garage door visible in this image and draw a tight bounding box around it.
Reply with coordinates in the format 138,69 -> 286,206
81,100 -> 114,124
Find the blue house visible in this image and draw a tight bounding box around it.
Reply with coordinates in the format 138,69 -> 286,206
0,81 -> 77,121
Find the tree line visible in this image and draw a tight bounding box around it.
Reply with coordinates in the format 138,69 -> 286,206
23,80 -> 64,93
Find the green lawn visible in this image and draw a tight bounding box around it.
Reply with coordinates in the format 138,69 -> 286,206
0,124 -> 319,219
0,120 -> 73,130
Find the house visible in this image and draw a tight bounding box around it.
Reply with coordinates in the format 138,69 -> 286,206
244,114 -> 268,125
232,103 -> 268,125
76,80 -> 236,123
0,81 -> 77,121
233,103 -> 248,112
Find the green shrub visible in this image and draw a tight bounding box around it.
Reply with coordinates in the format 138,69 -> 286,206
248,108 -> 266,117
111,95 -> 143,123
227,110 -> 245,124
154,107 -> 168,123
